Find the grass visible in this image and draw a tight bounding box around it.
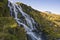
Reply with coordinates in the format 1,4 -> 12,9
0,17 -> 27,40
0,0 -> 27,40
17,2 -> 60,40
1,0 -> 60,40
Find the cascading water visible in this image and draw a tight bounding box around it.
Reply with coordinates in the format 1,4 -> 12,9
8,0 -> 42,40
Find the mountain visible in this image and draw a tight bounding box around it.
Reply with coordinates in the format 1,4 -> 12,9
0,0 -> 60,40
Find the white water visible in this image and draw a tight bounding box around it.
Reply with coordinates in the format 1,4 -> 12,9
8,1 -> 41,40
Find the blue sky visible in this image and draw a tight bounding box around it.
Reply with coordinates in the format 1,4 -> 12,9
9,0 -> 60,14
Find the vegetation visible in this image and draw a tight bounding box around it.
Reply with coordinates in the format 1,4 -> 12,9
0,0 -> 60,40
0,17 -> 27,40
0,0 -> 10,17
17,2 -> 60,40
0,0 -> 27,40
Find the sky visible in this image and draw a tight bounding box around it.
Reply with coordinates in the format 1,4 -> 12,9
9,0 -> 60,14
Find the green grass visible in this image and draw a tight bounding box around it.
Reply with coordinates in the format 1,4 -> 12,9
0,0 -> 60,40
0,0 -> 27,40
16,2 -> 60,40
0,17 -> 27,40
0,0 -> 10,17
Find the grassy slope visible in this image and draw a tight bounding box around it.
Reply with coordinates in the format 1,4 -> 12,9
0,0 -> 27,40
17,2 -> 60,40
0,0 -> 60,40
0,17 -> 27,40
0,0 -> 10,17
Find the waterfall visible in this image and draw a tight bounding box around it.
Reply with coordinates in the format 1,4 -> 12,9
8,1 -> 42,40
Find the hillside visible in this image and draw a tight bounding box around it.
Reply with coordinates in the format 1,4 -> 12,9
0,0 -> 27,40
0,0 -> 60,40
16,2 -> 60,40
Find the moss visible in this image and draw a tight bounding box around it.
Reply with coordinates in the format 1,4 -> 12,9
17,12 -> 22,18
